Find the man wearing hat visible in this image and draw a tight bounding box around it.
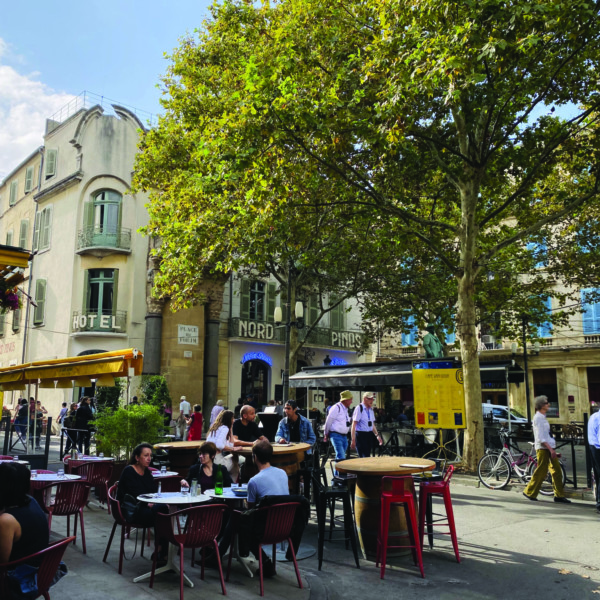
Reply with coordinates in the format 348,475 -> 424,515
351,392 -> 383,457
275,400 -> 316,450
324,390 -> 354,462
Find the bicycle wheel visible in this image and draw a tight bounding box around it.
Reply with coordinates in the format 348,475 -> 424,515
526,460 -> 567,496
478,453 -> 511,490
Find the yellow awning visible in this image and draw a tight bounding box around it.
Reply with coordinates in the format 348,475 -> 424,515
0,245 -> 32,286
0,348 -> 143,384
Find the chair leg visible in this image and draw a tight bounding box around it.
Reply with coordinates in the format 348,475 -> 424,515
179,543 -> 185,600
406,499 -> 424,578
258,543 -> 264,597
272,543 -> 276,572
226,534 -> 234,582
141,528 -> 146,557
443,489 -> 460,563
150,539 -> 159,588
328,497 -> 336,540
214,539 -> 227,595
343,495 -> 360,569
379,498 -> 391,579
201,546 -> 205,580
103,521 -> 117,564
317,496 -> 326,571
286,537 -> 303,590
119,525 -> 125,574
418,488 -> 427,551
79,508 -> 87,554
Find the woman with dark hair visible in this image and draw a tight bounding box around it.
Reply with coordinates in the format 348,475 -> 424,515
0,462 -> 49,566
207,410 -> 245,481
117,443 -> 170,564
186,404 -> 203,441
186,441 -> 232,492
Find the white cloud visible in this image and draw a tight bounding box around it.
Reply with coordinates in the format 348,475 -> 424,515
0,43 -> 75,179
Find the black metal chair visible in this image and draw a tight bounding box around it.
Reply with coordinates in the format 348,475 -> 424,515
311,467 -> 360,571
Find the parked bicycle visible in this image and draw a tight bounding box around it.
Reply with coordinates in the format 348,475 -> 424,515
478,427 -> 567,495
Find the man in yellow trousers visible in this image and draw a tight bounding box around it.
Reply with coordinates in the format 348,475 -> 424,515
523,395 -> 571,503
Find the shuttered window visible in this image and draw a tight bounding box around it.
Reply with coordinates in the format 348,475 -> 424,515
19,220 -> 28,249
45,149 -> 57,179
33,279 -> 47,326
24,166 -> 34,193
9,180 -> 18,206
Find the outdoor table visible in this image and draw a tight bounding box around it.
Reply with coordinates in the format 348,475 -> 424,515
29,473 -> 81,505
132,491 -> 211,587
0,459 -> 29,465
151,470 -> 179,478
336,456 -> 435,560
237,442 -> 311,493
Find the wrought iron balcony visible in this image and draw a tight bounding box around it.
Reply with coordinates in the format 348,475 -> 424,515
71,309 -> 127,335
76,225 -> 132,257
228,317 -> 362,350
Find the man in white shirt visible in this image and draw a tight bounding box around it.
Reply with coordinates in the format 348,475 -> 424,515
177,395 -> 191,439
587,409 -> 600,513
351,392 -> 383,458
324,390 -> 353,462
523,395 -> 570,503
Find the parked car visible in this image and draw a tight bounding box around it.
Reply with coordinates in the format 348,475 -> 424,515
482,403 -> 528,425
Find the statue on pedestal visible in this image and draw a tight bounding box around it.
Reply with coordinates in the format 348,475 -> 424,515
423,324 -> 444,358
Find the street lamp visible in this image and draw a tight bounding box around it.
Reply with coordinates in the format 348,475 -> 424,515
274,261 -> 304,405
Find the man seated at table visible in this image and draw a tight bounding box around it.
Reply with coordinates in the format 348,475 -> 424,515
232,406 -> 267,447
245,440 -> 290,576
275,401 -> 316,450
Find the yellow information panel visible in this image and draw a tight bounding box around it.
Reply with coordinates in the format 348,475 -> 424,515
413,360 -> 466,429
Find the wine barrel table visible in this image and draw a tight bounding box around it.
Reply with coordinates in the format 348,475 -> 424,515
237,442 -> 311,493
336,456 -> 435,561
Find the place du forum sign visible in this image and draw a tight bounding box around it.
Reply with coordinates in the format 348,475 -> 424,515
235,319 -> 361,349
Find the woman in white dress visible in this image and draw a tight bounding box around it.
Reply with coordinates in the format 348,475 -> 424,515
206,410 -> 245,482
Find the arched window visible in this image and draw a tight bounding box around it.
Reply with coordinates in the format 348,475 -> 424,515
84,190 -> 122,246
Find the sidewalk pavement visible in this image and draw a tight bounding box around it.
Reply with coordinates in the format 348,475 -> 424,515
47,478 -> 600,600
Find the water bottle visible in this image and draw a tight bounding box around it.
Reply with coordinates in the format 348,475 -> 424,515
191,479 -> 198,496
215,466 -> 223,496
161,465 -> 167,475
157,481 -> 162,497
71,448 -> 77,460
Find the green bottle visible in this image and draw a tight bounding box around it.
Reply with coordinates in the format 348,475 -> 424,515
215,465 -> 223,495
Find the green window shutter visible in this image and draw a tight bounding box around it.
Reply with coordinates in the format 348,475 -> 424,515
19,220 -> 28,249
33,279 -> 46,326
240,279 -> 250,319
9,180 -> 18,206
5,231 -> 13,246
83,270 -> 91,311
24,167 -> 34,193
41,206 -> 52,249
267,283 -> 277,323
32,210 -> 41,251
0,313 -> 5,338
330,296 -> 340,330
45,149 -> 57,178
12,292 -> 21,332
111,269 -> 119,316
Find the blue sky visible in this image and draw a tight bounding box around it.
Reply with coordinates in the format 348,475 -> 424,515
0,0 -> 213,177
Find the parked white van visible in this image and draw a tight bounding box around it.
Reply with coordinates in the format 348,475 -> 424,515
482,403 -> 528,425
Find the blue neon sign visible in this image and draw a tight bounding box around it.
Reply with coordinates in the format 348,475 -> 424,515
242,352 -> 273,366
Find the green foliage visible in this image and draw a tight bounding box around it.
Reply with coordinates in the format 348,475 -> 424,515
94,405 -> 163,460
95,378 -> 124,411
140,375 -> 171,408
134,0 -> 600,467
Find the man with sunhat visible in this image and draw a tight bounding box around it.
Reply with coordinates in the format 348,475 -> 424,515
351,392 -> 383,457
324,390 -> 354,462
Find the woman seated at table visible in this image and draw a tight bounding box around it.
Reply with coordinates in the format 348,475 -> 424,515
0,462 -> 49,592
117,443 -> 168,564
186,441 -> 233,492
206,410 -> 245,482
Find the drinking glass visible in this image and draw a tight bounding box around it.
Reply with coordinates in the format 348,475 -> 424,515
181,482 -> 189,495
57,468 -> 64,479
99,453 -> 105,459
31,469 -> 37,479
161,466 -> 167,475
13,456 -> 19,461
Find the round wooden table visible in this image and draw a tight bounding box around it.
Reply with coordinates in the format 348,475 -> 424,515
336,456 -> 435,560
236,442 -> 311,493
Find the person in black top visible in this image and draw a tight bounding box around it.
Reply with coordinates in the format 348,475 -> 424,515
186,442 -> 232,492
0,462 -> 49,567
75,397 -> 94,454
232,406 -> 267,446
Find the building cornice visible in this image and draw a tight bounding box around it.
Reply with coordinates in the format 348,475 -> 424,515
33,171 -> 84,203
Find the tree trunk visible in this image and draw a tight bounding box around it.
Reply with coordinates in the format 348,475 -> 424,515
456,177 -> 484,471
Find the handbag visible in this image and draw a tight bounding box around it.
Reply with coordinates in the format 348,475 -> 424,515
121,493 -> 140,522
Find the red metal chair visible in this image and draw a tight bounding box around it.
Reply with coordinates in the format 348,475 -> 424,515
39,480 -> 91,554
103,484 -> 153,574
418,464 -> 460,562
0,455 -> 15,459
376,476 -> 424,579
0,535 -> 75,600
227,501 -> 303,596
150,504 -> 229,600
70,461 -> 114,513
